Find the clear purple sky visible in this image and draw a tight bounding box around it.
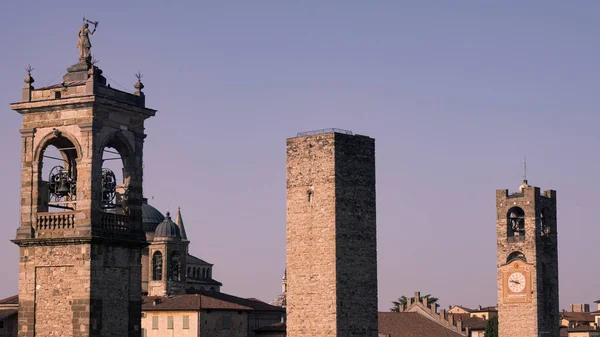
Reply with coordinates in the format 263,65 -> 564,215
1,1 -> 598,311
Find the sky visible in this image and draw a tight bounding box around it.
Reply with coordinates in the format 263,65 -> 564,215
0,1 -> 599,312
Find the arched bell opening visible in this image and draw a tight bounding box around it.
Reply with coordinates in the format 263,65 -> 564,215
539,208 -> 550,236
152,251 -> 163,281
507,207 -> 525,239
507,251 -> 527,264
37,134 -> 80,212
100,132 -> 135,214
168,251 -> 182,282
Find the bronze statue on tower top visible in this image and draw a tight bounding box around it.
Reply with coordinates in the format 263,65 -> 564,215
77,17 -> 99,62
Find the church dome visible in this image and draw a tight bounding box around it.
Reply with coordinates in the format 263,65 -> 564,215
142,198 -> 165,232
154,212 -> 181,239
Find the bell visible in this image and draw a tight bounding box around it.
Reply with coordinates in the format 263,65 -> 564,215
57,180 -> 70,194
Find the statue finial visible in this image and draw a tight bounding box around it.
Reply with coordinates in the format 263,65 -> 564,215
78,18 -> 99,63
134,71 -> 145,96
24,65 -> 35,87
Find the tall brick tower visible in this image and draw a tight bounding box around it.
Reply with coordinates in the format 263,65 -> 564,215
496,180 -> 559,337
10,25 -> 155,337
286,129 -> 378,337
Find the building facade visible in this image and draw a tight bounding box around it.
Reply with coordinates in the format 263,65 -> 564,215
496,180 -> 559,337
285,129 -> 378,337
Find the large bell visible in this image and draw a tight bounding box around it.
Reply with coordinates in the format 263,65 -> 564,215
56,177 -> 70,194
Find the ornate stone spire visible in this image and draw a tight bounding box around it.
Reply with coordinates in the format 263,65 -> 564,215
174,207 -> 188,241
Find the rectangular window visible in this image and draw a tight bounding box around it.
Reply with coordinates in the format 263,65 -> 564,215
223,315 -> 231,329
152,316 -> 158,329
183,316 -> 189,329
142,328 -> 147,337
167,316 -> 173,329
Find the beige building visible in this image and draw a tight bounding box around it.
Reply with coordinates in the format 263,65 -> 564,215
141,292 -> 284,337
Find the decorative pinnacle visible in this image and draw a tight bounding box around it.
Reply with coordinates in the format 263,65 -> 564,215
134,71 -> 144,93
24,65 -> 35,85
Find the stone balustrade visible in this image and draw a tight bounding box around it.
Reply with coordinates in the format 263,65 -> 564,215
36,211 -> 76,230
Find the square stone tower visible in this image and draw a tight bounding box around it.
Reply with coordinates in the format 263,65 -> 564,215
286,129 -> 378,337
10,50 -> 155,335
496,181 -> 559,337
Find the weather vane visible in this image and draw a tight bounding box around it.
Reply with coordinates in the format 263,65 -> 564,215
134,71 -> 144,80
25,64 -> 34,74
523,156 -> 527,181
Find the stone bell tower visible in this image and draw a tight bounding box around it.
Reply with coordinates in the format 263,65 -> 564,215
496,180 -> 559,337
10,23 -> 155,337
286,129 -> 378,337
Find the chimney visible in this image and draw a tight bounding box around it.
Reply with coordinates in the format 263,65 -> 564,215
569,304 -> 590,312
478,305 -> 482,310
153,298 -> 160,306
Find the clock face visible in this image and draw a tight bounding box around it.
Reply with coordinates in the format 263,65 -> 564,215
508,272 -> 526,293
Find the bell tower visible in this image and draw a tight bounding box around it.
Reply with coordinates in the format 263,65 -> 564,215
10,23 -> 155,337
496,180 -> 559,337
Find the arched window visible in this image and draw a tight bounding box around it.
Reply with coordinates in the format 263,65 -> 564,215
507,251 -> 527,263
193,267 -> 198,279
539,209 -> 550,236
38,133 -> 79,212
169,251 -> 181,281
152,251 -> 163,281
507,207 -> 525,239
187,267 -> 191,278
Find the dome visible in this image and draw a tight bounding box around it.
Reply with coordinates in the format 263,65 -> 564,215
154,212 -> 181,239
142,198 -> 165,232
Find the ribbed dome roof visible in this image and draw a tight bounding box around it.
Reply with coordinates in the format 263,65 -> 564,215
142,198 -> 165,232
154,212 -> 181,239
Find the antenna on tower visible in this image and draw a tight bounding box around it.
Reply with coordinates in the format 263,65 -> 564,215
523,156 -> 528,183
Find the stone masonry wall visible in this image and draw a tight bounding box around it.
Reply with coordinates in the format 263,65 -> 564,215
286,133 -> 337,337
286,132 -> 378,337
334,134 -> 378,337
18,244 -> 92,337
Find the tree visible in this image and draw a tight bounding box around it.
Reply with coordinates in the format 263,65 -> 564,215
422,294 -> 440,308
484,315 -> 498,337
390,296 -> 408,312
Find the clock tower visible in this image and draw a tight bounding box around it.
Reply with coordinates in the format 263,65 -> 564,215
496,180 -> 559,337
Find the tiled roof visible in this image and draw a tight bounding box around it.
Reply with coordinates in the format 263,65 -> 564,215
561,311 -> 595,322
449,305 -> 473,312
472,306 -> 497,312
461,316 -> 488,330
0,295 -> 18,305
447,313 -> 470,322
0,309 -> 17,320
142,290 -> 284,313
378,312 -> 465,337
254,322 -> 286,332
187,254 -> 212,266
186,278 -> 223,287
